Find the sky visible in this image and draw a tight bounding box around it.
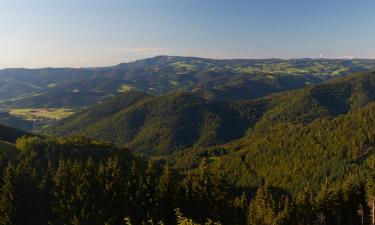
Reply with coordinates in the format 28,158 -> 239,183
0,0 -> 374,68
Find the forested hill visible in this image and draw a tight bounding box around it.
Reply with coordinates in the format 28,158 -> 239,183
0,73 -> 374,224
45,90 -> 266,155
0,124 -> 29,143
171,100 -> 375,191
2,56 -> 375,108
0,133 -> 372,225
47,72 -> 375,156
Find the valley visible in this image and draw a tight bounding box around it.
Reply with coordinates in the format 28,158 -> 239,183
1,57 -> 375,110
1,56 -> 375,133
8,108 -> 75,120
1,1 -> 375,223
0,56 -> 374,224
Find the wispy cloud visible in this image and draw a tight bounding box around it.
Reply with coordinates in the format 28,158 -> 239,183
337,55 -> 354,59
105,48 -> 169,53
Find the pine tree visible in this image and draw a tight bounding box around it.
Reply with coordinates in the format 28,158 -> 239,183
158,164 -> 176,223
124,162 -> 142,222
40,161 -> 54,224
142,160 -> 159,220
275,196 -> 294,225
98,157 -> 124,225
13,159 -> 43,225
205,163 -> 230,222
51,160 -> 75,224
247,186 -> 276,225
366,158 -> 375,225
232,193 -> 248,225
295,187 -> 314,225
0,163 -> 15,225
341,175 -> 366,225
73,158 -> 101,225
315,180 -> 334,225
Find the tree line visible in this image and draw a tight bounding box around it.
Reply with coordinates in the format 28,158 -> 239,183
0,136 -> 373,225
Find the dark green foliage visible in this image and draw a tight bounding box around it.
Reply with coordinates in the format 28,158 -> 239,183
178,161 -> 231,223
0,71 -> 374,224
0,164 -> 15,225
0,124 -> 29,143
0,133 -> 371,224
12,91 -> 113,108
48,72 -> 375,157
173,101 -> 375,196
0,112 -> 34,131
44,90 -> 150,134
190,74 -> 320,101
47,91 -> 265,155
247,186 -> 293,225
0,136 -> 238,224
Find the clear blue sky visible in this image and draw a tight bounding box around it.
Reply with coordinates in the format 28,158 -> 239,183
0,0 -> 374,68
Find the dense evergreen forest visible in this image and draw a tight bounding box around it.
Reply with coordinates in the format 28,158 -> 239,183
0,70 -> 374,224
48,72 -> 375,156
0,136 -> 373,225
1,56 -> 375,132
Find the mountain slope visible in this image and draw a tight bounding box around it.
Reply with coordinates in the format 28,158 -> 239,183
168,72 -> 375,194
0,124 -> 29,143
171,101 -> 375,194
46,91 -> 267,155
3,56 -> 375,108
45,91 -> 150,134
0,140 -> 18,162
47,72 -> 375,157
190,73 -> 320,101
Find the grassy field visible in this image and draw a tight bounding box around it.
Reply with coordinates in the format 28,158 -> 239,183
118,84 -> 135,93
171,62 -> 196,70
235,62 -> 352,76
9,108 -> 75,121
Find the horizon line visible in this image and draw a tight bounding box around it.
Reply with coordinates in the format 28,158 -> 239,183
1,55 -> 375,70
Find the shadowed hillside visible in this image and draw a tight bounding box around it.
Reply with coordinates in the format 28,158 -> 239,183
0,124 -> 29,143
47,72 -> 375,157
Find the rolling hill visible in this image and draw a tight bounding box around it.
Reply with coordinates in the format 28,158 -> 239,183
170,100 -> 375,194
45,90 -> 266,155
2,67 -> 375,224
2,56 -> 375,109
47,72 -> 375,157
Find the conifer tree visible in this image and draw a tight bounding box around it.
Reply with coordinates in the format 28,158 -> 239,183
0,163 -> 15,225
295,187 -> 314,225
40,161 -> 54,224
315,180 -> 335,224
341,175 -> 366,225
158,164 -> 176,223
124,162 -> 142,223
51,160 -> 75,224
247,186 -> 276,225
232,193 -> 248,225
143,160 -> 159,220
73,158 -> 100,225
366,159 -> 375,225
13,159 -> 43,225
98,157 -> 124,225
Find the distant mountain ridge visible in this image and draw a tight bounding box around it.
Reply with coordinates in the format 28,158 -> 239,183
2,56 -> 375,108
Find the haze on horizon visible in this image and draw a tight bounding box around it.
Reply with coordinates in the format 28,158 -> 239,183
0,0 -> 374,68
